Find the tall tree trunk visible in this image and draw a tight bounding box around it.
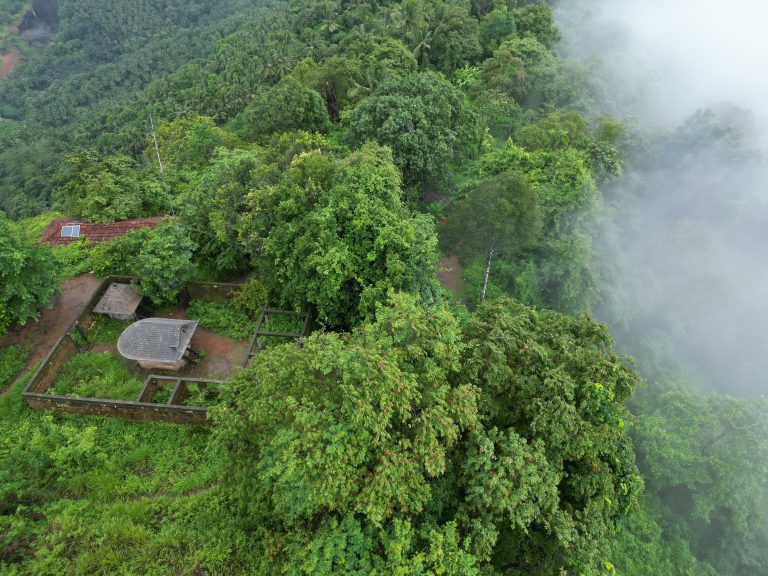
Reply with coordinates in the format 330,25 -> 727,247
480,247 -> 495,302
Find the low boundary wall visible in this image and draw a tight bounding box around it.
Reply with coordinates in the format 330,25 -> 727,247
21,276 -> 246,424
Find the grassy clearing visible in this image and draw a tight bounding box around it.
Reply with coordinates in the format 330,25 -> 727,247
186,299 -> 255,340
86,316 -> 131,345
47,352 -> 144,400
0,368 -> 260,574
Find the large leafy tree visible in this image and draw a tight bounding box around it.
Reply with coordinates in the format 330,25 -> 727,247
445,170 -> 542,302
249,142 -> 439,328
455,298 -> 641,574
0,213 -> 59,335
231,76 -> 331,142
210,294 -> 479,574
210,294 -> 641,575
343,71 -> 476,187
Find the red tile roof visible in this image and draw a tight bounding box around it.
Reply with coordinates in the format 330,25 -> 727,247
40,217 -> 164,246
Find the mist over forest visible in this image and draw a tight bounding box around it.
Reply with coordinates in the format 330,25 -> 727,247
557,0 -> 768,396
2,0 -> 768,574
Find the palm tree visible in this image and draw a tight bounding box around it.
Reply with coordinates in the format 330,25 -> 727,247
387,0 -> 423,43
348,64 -> 385,99
411,28 -> 432,67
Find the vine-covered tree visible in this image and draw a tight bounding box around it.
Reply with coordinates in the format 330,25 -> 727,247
53,151 -> 167,223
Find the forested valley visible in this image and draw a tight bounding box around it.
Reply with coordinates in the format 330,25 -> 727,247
1,0 -> 767,574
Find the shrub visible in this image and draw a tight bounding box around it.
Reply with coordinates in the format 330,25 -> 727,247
230,278 -> 268,316
186,300 -> 255,340
0,345 -> 30,389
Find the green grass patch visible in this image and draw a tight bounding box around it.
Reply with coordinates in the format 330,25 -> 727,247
48,352 -> 144,400
0,362 -> 260,574
258,312 -> 307,349
186,300 -> 255,340
180,383 -> 221,407
0,343 -> 31,388
87,316 -> 131,344
14,210 -> 64,242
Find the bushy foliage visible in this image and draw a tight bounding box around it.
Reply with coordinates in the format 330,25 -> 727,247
0,213 -> 59,335
0,344 -> 29,389
186,299 -> 255,340
229,277 -> 268,316
250,142 -> 439,328
0,369 -> 260,574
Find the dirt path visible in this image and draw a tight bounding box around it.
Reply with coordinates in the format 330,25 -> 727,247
437,255 -> 464,298
0,274 -> 103,393
0,46 -> 20,78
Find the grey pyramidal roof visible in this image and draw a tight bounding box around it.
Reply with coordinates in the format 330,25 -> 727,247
117,318 -> 198,363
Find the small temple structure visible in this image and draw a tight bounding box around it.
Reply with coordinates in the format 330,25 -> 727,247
117,318 -> 198,371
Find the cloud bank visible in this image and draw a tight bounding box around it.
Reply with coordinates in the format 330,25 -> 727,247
555,0 -> 768,396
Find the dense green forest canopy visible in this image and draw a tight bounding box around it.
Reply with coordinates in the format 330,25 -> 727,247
1,0 -> 766,574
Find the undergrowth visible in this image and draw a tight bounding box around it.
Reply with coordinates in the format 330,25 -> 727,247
47,352 -> 144,400
186,300 -> 255,340
86,316 -> 131,345
0,365 -> 260,574
259,313 -> 307,350
0,344 -> 31,389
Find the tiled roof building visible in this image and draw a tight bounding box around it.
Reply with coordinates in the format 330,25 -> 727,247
40,217 -> 163,246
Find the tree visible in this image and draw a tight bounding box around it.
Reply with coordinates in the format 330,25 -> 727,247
230,77 -> 331,142
456,298 -> 641,574
478,7 -> 516,55
446,171 -> 541,302
428,0 -> 482,73
209,293 -> 479,574
343,72 -> 476,187
178,148 -> 258,275
0,213 -> 59,335
53,151 -> 167,223
480,47 -> 527,102
631,387 -> 768,576
210,294 -> 642,575
511,3 -> 560,49
133,221 -> 197,305
249,143 -> 439,328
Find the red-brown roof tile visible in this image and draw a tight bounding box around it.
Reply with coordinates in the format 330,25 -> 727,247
40,217 -> 164,246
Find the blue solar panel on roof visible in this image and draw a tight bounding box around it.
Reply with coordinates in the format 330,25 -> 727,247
60,224 -> 80,237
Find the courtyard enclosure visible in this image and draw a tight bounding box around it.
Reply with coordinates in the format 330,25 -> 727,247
21,276 -> 311,423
